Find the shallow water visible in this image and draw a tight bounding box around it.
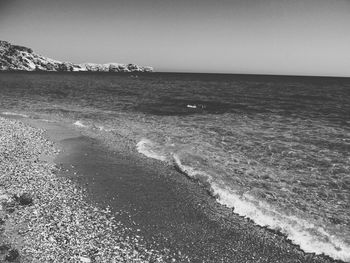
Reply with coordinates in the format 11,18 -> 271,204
0,72 -> 349,261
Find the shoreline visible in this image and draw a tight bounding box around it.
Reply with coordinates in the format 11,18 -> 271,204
0,116 -> 167,262
0,115 -> 345,262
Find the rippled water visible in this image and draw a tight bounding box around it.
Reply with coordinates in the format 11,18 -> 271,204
0,72 -> 349,261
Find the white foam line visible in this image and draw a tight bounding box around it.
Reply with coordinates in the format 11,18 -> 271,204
173,154 -> 212,180
40,119 -> 57,123
2,111 -> 29,118
73,120 -> 87,128
136,140 -> 350,262
95,125 -> 113,132
136,139 -> 167,162
211,184 -> 350,262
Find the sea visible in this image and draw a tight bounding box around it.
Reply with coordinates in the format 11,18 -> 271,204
0,72 -> 349,262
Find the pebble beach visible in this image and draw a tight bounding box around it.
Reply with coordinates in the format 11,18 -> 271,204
0,117 -> 166,262
0,72 -> 348,263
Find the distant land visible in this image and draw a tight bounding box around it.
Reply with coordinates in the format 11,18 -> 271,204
0,40 -> 153,73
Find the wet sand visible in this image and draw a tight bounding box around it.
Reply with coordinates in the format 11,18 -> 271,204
1,116 -> 343,263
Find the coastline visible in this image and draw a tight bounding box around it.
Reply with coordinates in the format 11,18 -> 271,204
0,115 -> 345,262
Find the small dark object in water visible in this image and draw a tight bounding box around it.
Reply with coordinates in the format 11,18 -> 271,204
18,193 -> 33,206
5,248 -> 19,261
0,218 -> 5,225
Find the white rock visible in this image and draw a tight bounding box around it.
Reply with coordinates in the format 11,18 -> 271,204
78,256 -> 91,263
0,40 -> 153,72
0,194 -> 10,201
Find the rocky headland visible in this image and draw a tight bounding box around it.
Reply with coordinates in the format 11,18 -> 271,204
0,40 -> 153,73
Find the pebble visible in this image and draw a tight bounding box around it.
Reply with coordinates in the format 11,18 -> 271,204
0,194 -> 10,201
18,193 -> 33,205
5,248 -> 19,262
78,256 -> 91,262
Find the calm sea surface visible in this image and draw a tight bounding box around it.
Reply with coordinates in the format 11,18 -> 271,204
0,72 -> 349,261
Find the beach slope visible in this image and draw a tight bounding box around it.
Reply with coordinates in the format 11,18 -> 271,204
0,117 -> 164,262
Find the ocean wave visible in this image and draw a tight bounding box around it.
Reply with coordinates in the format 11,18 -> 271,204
136,138 -> 168,162
136,138 -> 350,262
173,153 -> 213,184
1,111 -> 29,118
73,121 -> 115,132
211,184 -> 350,262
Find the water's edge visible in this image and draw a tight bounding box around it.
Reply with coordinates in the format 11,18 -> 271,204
6,115 -> 341,263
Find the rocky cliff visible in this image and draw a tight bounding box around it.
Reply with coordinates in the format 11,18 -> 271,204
0,40 -> 153,73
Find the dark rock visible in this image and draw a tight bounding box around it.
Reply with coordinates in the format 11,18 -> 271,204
304,253 -> 314,263
127,63 -> 140,71
108,64 -> 120,72
6,207 -> 15,213
0,41 -> 11,49
0,244 -> 10,253
329,217 -> 342,225
5,248 -> 19,262
12,45 -> 33,53
18,193 -> 33,206
58,62 -> 74,72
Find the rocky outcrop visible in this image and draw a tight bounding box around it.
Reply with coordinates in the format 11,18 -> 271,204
0,40 -> 153,73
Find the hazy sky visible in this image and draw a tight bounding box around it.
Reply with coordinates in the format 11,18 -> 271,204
1,0 -> 350,76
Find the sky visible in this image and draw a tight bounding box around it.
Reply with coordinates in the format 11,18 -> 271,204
0,0 -> 350,76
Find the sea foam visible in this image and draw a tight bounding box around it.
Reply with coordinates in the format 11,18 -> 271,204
136,138 -> 168,162
73,120 -> 87,128
136,138 -> 350,262
1,111 -> 29,118
211,184 -> 350,262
